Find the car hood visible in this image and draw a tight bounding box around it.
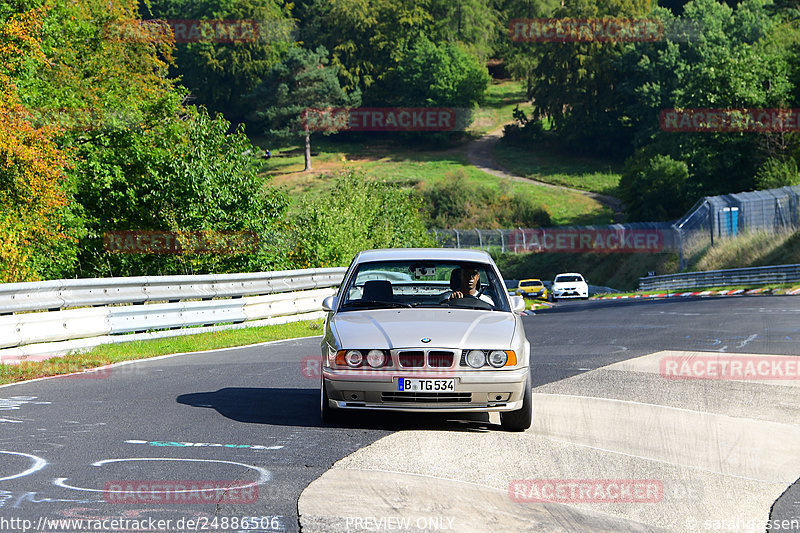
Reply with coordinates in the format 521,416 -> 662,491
330,308 -> 517,350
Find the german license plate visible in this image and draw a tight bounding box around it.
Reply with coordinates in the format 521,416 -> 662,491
398,378 -> 455,392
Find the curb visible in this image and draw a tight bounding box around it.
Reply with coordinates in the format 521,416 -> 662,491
594,287 -> 800,300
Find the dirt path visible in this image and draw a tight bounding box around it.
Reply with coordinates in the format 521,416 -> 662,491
465,125 -> 625,221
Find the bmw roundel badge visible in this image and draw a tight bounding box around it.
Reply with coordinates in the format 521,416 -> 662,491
421,338 -> 431,343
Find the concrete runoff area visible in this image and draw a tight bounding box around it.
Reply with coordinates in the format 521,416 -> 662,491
298,469 -> 665,533
298,350 -> 800,532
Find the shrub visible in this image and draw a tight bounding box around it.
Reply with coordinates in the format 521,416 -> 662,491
419,171 -> 551,229
619,152 -> 690,222
288,170 -> 435,267
754,158 -> 800,190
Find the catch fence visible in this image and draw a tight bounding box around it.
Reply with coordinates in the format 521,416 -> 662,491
674,185 -> 800,269
435,186 -> 800,271
432,223 -> 678,255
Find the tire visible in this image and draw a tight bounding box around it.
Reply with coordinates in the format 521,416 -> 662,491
500,375 -> 532,432
320,378 -> 338,424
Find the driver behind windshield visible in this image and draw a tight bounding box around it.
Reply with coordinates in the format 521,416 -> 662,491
449,267 -> 494,306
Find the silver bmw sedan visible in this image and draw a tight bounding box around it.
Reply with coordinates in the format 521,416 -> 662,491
319,248 -> 532,431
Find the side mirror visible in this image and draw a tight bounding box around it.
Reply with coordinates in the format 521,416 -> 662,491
510,295 -> 526,313
322,295 -> 338,312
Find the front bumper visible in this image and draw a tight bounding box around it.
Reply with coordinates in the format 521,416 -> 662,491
553,288 -> 587,298
518,289 -> 545,298
322,367 -> 530,413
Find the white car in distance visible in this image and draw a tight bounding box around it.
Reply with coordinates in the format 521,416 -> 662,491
551,273 -> 589,301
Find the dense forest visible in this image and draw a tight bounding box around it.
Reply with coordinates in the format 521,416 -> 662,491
1,0 -> 798,282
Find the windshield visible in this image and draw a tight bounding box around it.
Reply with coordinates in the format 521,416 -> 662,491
339,260 -> 510,312
555,275 -> 583,283
520,280 -> 542,287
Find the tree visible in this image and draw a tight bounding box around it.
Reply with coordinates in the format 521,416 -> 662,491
754,158 -> 800,189
0,7 -> 74,282
143,0 -> 295,124
251,45 -> 360,171
378,35 -> 490,108
14,0 -> 175,125
288,170 -> 434,268
614,0 -> 797,204
527,0 -> 657,154
294,0 -> 434,95
496,0 -> 562,98
2,0 -> 293,280
73,97 -> 291,277
766,0 -> 800,20
618,153 -> 689,221
428,0 -> 498,59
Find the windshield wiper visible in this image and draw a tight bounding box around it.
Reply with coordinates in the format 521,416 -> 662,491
342,300 -> 412,309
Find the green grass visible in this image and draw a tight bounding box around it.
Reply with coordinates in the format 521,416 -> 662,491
363,160 -> 612,226
691,230 -> 800,272
467,80 -> 533,136
248,79 -> 618,227
493,142 -> 622,196
259,143 -> 613,226
492,229 -> 800,294
0,319 -> 324,385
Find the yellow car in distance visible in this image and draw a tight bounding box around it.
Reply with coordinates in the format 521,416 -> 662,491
516,279 -> 547,300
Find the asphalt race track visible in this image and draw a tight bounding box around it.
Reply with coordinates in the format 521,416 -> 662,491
1,295 -> 799,533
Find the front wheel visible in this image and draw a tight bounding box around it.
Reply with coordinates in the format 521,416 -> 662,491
500,375 -> 532,432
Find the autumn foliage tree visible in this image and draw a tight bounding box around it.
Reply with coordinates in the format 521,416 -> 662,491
0,8 -> 73,282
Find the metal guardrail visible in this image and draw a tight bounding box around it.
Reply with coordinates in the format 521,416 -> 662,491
0,269 -> 346,313
638,264 -> 800,291
0,268 -> 347,360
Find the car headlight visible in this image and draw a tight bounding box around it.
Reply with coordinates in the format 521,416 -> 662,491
345,350 -> 363,368
366,349 -> 386,368
466,350 -> 485,368
488,350 -> 508,368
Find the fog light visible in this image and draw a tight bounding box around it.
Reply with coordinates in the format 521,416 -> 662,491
466,350 -> 485,368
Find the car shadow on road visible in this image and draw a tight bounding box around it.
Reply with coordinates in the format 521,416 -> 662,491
177,387 -> 500,433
